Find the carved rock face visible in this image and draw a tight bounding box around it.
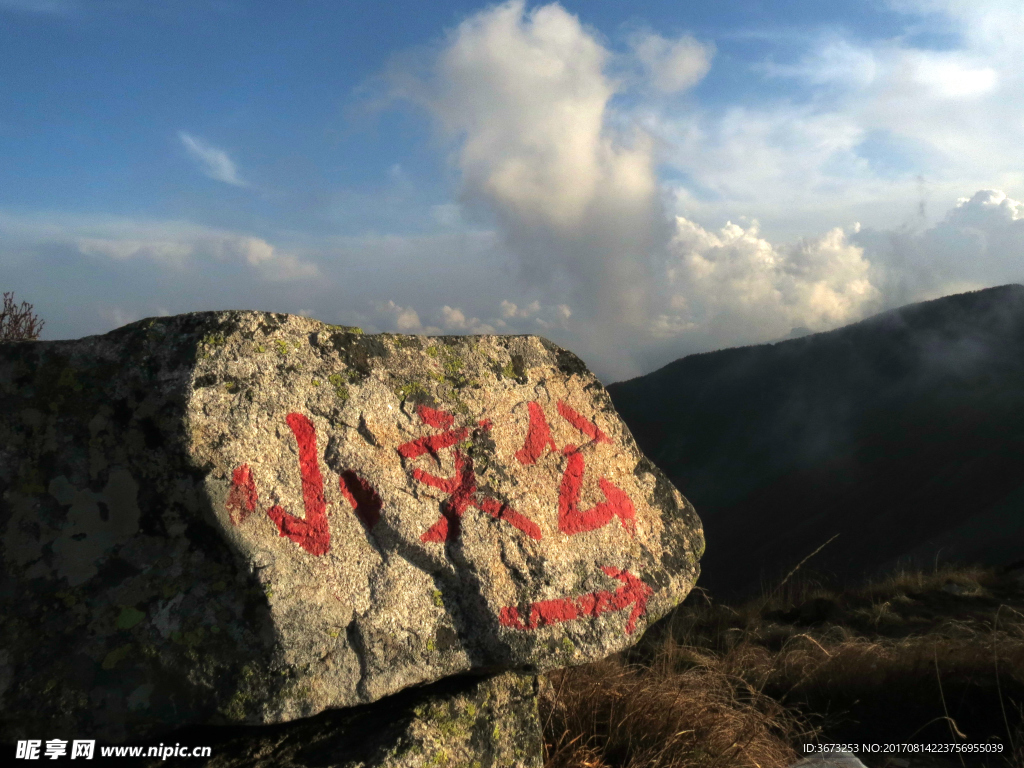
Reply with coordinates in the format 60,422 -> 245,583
0,311 -> 703,742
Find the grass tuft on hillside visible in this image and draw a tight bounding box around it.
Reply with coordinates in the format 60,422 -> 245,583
541,562 -> 1024,768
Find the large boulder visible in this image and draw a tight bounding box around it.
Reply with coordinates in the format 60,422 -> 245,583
0,311 -> 703,743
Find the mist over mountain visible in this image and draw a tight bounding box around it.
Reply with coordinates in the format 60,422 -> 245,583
607,284 -> 1024,598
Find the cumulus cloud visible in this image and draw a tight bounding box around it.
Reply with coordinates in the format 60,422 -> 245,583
380,0 -> 892,378
655,218 -> 881,343
440,305 -> 497,333
372,300 -> 440,334
178,131 -> 247,187
638,0 -> 1024,248
365,295 -> 575,338
496,299 -> 571,329
423,0 -> 648,231
500,299 -> 540,319
384,0 -> 673,377
852,189 -> 1024,305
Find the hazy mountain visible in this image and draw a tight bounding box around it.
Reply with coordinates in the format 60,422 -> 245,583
607,285 -> 1024,598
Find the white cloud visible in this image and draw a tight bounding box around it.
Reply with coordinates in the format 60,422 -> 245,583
379,0 -> 926,379
852,188 -> 1024,304
634,0 -> 1023,250
385,0 -> 669,376
178,131 -> 247,187
494,299 -> 570,329
653,217 -> 881,343
383,0 -> 1021,371
77,238 -> 195,268
440,305 -> 497,333
0,210 -> 319,282
424,0 -> 650,233
499,299 -> 540,319
910,55 -> 997,98
372,300 -> 438,334
630,31 -> 715,93
76,232 -> 318,281
366,295 -> 576,339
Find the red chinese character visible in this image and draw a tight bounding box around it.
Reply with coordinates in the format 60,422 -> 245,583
397,405 -> 541,543
227,413 -> 384,556
498,565 -> 652,634
265,413 -> 332,556
514,400 -> 635,536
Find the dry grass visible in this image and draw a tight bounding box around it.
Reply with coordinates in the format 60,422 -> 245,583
542,563 -> 1024,768
542,653 -> 817,768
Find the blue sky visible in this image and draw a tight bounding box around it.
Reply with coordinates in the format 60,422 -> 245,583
3,0 -> 1023,382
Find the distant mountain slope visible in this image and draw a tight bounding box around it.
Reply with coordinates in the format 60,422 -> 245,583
607,284 -> 1024,598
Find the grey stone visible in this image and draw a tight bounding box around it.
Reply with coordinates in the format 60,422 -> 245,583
0,311 -> 702,743
138,671 -> 543,768
790,752 -> 868,768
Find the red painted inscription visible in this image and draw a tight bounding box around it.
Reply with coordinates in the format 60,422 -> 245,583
514,401 -> 557,466
398,405 -> 541,543
513,400 -> 635,536
224,401 -> 649,634
498,566 -> 653,634
265,413 -> 332,556
556,400 -> 612,445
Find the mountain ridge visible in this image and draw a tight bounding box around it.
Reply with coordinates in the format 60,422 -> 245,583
607,284 -> 1024,597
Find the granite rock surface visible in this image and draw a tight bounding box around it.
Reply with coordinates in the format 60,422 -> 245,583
0,310 -> 703,742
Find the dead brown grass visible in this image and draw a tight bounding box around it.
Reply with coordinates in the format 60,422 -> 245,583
542,563 -> 1024,768
541,652 -> 817,768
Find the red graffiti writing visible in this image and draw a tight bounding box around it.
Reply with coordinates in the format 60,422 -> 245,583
397,403 -> 469,460
556,400 -> 612,445
398,405 -> 541,543
514,401 -> 558,466
227,398 -> 635,564
498,566 -> 652,634
227,414 -> 389,556
513,400 -> 635,536
418,405 -> 454,429
558,446 -> 636,535
264,413 -> 331,556
339,470 -> 382,532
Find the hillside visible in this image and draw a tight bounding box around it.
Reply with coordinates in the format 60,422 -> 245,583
543,561 -> 1024,766
607,284 -> 1024,598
